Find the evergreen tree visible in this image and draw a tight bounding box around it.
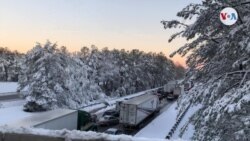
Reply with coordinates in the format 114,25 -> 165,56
162,1 -> 250,140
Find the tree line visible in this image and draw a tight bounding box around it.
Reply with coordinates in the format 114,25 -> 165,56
0,42 -> 185,111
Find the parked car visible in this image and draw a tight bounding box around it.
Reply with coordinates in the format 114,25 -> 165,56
104,128 -> 123,135
166,94 -> 176,100
157,87 -> 164,94
98,115 -> 119,126
103,110 -> 119,117
153,92 -> 165,100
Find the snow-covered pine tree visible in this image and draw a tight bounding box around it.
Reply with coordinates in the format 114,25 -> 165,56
162,0 -> 250,81
19,41 -> 105,111
162,0 -> 250,140
0,47 -> 22,81
18,41 -> 68,111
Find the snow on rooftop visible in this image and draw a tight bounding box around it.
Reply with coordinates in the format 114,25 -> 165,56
0,106 -> 36,126
9,109 -> 77,128
123,94 -> 156,105
106,128 -> 118,132
0,106 -> 76,128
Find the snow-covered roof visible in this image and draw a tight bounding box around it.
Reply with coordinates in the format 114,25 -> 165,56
8,109 -> 77,128
123,94 -> 156,105
106,128 -> 118,132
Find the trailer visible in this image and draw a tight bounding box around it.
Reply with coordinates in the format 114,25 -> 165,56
77,110 -> 98,131
173,86 -> 184,98
119,94 -> 160,128
9,109 -> 97,131
10,109 -> 78,130
163,80 -> 178,94
167,86 -> 184,100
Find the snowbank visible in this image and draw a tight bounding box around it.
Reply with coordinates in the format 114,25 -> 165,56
0,82 -> 18,94
0,126 -> 184,141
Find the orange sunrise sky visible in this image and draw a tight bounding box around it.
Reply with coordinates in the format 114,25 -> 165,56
0,0 -> 200,67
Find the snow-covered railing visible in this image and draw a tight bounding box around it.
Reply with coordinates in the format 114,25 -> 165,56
0,126 -> 170,141
0,92 -> 21,101
165,103 -> 191,140
0,92 -> 18,96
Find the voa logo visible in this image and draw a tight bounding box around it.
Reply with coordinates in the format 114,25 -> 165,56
220,7 -> 238,26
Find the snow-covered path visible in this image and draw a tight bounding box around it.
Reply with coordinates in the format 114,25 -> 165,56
135,101 -> 178,139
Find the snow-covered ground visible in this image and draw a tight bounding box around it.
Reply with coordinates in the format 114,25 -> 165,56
0,82 -> 18,94
135,101 -> 202,140
135,102 -> 178,139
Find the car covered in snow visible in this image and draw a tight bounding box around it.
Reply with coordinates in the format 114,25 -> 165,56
97,115 -> 119,126
104,128 -> 123,135
103,110 -> 119,117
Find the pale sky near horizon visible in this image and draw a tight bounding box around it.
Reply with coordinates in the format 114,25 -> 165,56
0,0 -> 200,66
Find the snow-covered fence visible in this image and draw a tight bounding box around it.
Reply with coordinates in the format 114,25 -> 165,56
0,126 -> 168,141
